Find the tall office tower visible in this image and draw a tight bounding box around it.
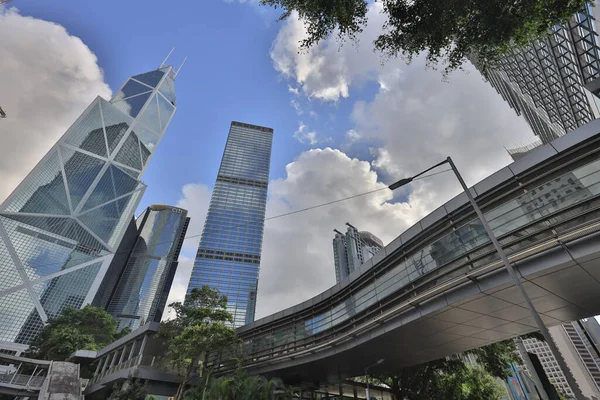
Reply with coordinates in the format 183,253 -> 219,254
520,322 -> 600,399
0,65 -> 178,352
187,122 -> 273,328
106,204 -> 189,331
332,223 -> 383,283
476,3 -> 600,144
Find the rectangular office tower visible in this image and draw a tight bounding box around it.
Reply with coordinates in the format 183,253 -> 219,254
0,66 -> 177,351
188,122 -> 273,327
476,3 -> 600,144
107,205 -> 189,331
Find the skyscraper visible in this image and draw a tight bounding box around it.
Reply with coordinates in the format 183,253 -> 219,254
520,321 -> 600,399
106,204 -> 189,331
187,121 -> 273,328
332,223 -> 383,283
0,65 -> 178,351
475,3 -> 600,144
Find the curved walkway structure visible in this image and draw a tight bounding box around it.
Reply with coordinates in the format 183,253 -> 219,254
225,120 -> 600,384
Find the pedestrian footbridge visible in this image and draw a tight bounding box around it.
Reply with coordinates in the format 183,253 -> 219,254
226,120 -> 600,384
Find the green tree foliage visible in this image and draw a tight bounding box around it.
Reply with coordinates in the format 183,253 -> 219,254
469,340 -> 520,380
378,339 -> 518,399
27,305 -> 123,361
108,377 -> 152,400
184,369 -> 291,400
160,286 -> 238,400
260,0 -> 590,73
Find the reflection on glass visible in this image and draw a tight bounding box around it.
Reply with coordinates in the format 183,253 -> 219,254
188,122 -> 273,328
107,205 -> 189,331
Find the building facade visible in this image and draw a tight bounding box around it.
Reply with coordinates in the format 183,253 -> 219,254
187,121 -> 273,328
0,66 -> 177,352
106,204 -> 189,331
333,223 -> 384,283
520,321 -> 600,399
477,3 -> 600,144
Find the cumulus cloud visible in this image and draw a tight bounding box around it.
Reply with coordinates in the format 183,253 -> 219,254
162,256 -> 194,320
175,183 -> 212,253
293,121 -> 318,145
0,9 -> 111,202
255,1 -> 536,316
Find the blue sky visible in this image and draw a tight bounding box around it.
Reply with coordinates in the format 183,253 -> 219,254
14,0 -> 365,210
1,1 -> 549,315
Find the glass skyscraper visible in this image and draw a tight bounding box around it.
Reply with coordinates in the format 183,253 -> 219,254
187,121 -> 273,327
0,66 -> 177,351
107,204 -> 189,331
475,4 -> 600,144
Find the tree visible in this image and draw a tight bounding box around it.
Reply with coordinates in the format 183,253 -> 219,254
377,339 -> 517,399
184,368 -> 291,400
260,0 -> 590,73
160,286 -> 238,400
469,340 -> 520,380
27,305 -> 123,361
108,377 -> 153,400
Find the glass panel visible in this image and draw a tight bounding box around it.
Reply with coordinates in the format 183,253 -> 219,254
131,122 -> 159,156
112,79 -> 153,102
3,150 -> 70,215
33,261 -> 102,319
81,167 -> 116,212
0,221 -> 24,291
64,103 -> 107,157
157,92 -> 175,131
100,100 -> 134,154
138,94 -> 161,134
112,92 -> 152,119
110,165 -> 140,197
0,289 -> 38,343
60,146 -> 105,211
114,132 -> 143,171
78,201 -> 120,243
158,76 -> 176,105
131,70 -> 165,88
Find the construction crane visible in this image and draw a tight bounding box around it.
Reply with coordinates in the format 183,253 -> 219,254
0,107 -> 5,119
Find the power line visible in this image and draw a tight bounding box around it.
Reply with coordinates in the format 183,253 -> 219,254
6,169 -> 451,273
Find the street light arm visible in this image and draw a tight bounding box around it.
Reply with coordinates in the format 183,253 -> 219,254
388,160 -> 449,191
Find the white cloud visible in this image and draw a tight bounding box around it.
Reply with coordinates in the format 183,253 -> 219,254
175,183 -> 212,253
254,0 -> 537,317
257,148 -> 444,317
0,9 -> 111,203
288,85 -> 300,95
162,184 -> 212,319
293,121 -> 318,145
162,256 -> 194,320
290,98 -> 304,115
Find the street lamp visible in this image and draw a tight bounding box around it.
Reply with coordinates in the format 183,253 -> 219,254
388,156 -> 586,400
365,358 -> 384,400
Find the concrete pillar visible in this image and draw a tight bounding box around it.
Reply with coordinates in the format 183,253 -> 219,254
99,355 -> 109,374
38,362 -> 81,400
138,334 -> 148,361
118,345 -> 127,365
108,351 -> 117,370
93,357 -> 102,376
128,340 -> 137,360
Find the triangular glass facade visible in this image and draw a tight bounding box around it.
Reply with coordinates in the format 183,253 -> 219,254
0,68 -> 176,348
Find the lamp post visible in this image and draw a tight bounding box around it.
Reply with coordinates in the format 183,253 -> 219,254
388,156 -> 585,400
365,358 -> 384,400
